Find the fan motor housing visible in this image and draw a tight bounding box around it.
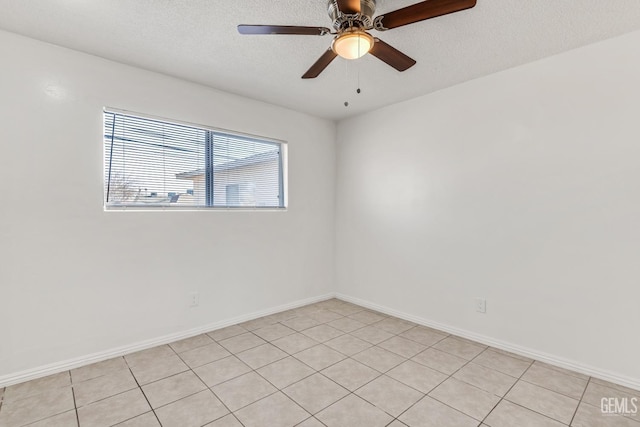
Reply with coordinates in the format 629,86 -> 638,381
327,0 -> 377,30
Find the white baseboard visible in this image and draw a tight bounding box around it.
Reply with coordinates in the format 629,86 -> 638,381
4,292 -> 638,392
335,293 -> 640,392
0,293 -> 334,388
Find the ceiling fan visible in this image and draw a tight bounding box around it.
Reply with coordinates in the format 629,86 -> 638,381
238,0 -> 477,79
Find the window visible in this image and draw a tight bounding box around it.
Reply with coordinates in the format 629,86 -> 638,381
103,110 -> 286,209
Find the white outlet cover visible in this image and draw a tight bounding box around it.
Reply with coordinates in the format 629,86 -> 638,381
190,292 -> 199,307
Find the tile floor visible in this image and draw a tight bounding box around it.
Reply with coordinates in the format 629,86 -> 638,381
1,299 -> 638,427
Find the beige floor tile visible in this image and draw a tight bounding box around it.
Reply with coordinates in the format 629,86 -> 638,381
0,386 -> 74,426
350,325 -> 395,345
256,357 -> 315,389
281,316 -> 320,332
429,378 -> 500,421
522,363 -> 588,399
582,384 -> 640,423
571,401 -> 640,427
204,414 -> 243,427
291,307 -> 321,317
74,369 -> 138,407
272,333 -> 320,354
372,317 -> 415,334
489,348 -> 533,363
218,333 -> 266,354
265,310 -> 299,323
399,396 -> 479,427
253,324 -> 296,341
348,310 -> 387,325
321,359 -> 380,391
155,390 -> 228,427
432,337 -> 486,360
239,316 -> 278,331
169,334 -> 214,354
328,304 -> 365,317
301,325 -> 344,343
387,421 -> 409,427
283,373 -> 349,414
582,381 -> 640,408
327,317 -> 367,333
412,347 -> 468,375
115,412 -> 160,426
379,336 -> 427,358
400,326 -> 449,347
3,371 -> 70,402
484,400 -> 566,427
325,335 -> 372,356
237,343 -> 288,369
306,310 -> 344,324
352,346 -> 405,373
21,409 -> 78,427
472,349 -> 532,378
141,371 -> 206,409
71,357 -> 128,383
387,360 -> 448,394
124,346 -> 175,368
129,354 -> 189,385
212,372 -> 276,411
294,305 -> 324,316
590,378 -> 640,396
533,361 -> 590,381
179,342 -> 232,368
505,380 -> 579,424
315,299 -> 345,309
207,325 -> 247,342
338,301 -> 367,309
293,344 -> 346,371
192,356 -> 251,387
77,388 -> 150,427
296,417 -> 325,426
453,363 -> 518,397
355,375 -> 424,417
235,391 -> 310,427
316,394 -> 393,427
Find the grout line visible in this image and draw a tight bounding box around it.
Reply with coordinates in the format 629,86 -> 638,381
390,346 -> 480,424
123,359 -> 163,427
69,370 -> 81,427
477,358 -> 535,425
516,374 -> 587,401
570,376 -> 592,426
188,365 -> 248,427
473,359 -> 589,426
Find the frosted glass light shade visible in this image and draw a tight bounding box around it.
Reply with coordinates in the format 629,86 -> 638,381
332,31 -> 374,59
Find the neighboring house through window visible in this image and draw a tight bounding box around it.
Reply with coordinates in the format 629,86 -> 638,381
103,109 -> 286,209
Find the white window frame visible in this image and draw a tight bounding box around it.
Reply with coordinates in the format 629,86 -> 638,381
103,108 -> 288,211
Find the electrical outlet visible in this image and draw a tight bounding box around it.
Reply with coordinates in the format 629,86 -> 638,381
190,292 -> 199,308
475,298 -> 487,313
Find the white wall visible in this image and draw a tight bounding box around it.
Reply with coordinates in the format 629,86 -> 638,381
335,31 -> 640,383
0,30 -> 336,378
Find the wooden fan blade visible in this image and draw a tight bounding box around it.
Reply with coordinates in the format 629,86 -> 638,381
302,48 -> 338,79
238,25 -> 331,36
377,0 -> 476,30
369,38 -> 416,71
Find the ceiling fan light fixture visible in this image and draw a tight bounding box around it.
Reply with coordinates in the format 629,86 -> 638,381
331,30 -> 374,59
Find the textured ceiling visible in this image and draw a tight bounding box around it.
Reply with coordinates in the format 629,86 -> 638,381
0,0 -> 639,120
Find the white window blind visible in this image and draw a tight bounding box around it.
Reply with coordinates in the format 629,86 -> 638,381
104,110 -> 285,209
